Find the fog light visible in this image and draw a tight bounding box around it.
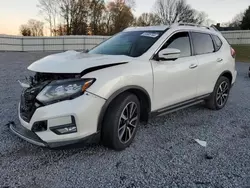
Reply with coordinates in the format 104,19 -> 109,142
50,116 -> 77,135
55,126 -> 77,134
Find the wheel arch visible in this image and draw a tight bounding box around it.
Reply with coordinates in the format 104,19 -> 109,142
219,70 -> 233,85
97,86 -> 151,132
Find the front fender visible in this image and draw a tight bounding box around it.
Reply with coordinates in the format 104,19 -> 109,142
82,60 -> 153,101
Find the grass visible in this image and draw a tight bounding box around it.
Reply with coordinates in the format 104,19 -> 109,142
231,45 -> 250,63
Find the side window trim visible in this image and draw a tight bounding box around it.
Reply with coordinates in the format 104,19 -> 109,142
188,31 -> 195,56
151,30 -> 193,60
191,31 -> 216,56
210,34 -> 217,52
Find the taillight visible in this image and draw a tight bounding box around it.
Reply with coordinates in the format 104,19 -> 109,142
231,47 -> 236,58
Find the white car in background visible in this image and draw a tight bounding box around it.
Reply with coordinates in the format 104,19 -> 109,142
11,23 -> 237,150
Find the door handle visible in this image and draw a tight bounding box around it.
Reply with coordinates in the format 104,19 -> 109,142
189,64 -> 198,69
217,58 -> 223,62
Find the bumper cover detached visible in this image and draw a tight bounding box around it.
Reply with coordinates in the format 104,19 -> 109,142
10,123 -> 47,147
10,122 -> 100,148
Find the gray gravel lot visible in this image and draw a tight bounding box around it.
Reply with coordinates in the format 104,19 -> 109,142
0,52 -> 250,188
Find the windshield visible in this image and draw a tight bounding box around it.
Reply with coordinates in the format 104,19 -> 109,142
88,30 -> 164,57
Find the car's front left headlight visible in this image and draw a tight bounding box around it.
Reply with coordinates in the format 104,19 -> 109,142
36,78 -> 95,105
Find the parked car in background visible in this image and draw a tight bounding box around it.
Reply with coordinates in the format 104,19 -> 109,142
11,23 -> 237,150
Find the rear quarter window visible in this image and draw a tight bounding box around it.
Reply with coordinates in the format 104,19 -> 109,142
191,32 -> 215,55
212,35 -> 223,51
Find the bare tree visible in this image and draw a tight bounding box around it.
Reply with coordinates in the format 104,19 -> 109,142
136,13 -> 161,26
155,0 -> 206,25
20,25 -> 32,36
37,0 -> 59,36
194,11 -> 207,25
20,20 -> 44,36
53,24 -> 68,35
59,0 -> 89,35
33,0 -> 210,36
104,0 -> 134,35
58,0 -> 71,35
28,19 -> 45,36
229,12 -> 244,27
89,0 -> 105,35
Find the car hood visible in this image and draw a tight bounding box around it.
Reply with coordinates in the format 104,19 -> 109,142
28,50 -> 132,74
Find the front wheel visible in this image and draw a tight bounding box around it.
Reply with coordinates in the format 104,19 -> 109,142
101,92 -> 140,150
205,76 -> 231,110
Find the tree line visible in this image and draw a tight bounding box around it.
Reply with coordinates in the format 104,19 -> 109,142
225,6 -> 250,30
20,0 -> 250,37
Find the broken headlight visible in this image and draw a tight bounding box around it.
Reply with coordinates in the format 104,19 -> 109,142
36,78 -> 95,105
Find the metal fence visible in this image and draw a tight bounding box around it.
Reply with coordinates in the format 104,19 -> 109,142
0,35 -> 109,52
222,30 -> 250,45
0,30 -> 250,52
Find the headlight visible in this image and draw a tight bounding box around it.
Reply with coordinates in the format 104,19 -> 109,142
36,78 -> 95,105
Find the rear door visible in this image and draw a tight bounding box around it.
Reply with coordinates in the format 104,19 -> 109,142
191,32 -> 221,96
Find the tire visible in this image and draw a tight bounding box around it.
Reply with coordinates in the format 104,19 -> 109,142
101,92 -> 140,150
205,76 -> 231,110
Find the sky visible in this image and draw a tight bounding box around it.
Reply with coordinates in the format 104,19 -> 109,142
0,0 -> 249,35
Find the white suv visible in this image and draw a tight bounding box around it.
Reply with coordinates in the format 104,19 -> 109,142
11,23 -> 237,150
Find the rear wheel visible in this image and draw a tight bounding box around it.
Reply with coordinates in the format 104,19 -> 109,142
205,76 -> 231,110
101,92 -> 140,150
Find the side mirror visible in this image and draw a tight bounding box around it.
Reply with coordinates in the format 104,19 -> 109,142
157,48 -> 181,61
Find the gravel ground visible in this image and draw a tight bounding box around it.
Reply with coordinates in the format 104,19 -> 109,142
0,52 -> 250,188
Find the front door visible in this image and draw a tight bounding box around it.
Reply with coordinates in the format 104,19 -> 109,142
151,31 -> 199,111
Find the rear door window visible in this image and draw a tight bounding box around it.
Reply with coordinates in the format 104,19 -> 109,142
191,32 -> 215,55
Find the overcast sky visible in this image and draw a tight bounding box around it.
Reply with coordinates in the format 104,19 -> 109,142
0,0 -> 249,35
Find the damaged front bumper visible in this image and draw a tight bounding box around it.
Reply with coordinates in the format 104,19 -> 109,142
10,122 -> 100,148
10,122 -> 47,147
11,91 -> 106,148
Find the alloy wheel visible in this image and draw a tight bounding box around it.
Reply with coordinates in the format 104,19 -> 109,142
118,102 -> 138,144
216,81 -> 229,107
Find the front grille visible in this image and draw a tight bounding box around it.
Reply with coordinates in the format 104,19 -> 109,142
20,85 -> 44,123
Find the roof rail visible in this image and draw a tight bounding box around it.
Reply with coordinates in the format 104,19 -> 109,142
171,22 -> 219,32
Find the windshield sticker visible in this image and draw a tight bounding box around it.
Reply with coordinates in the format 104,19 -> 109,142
141,32 -> 159,38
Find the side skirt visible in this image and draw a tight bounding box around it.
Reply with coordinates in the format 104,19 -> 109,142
150,94 -> 210,117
